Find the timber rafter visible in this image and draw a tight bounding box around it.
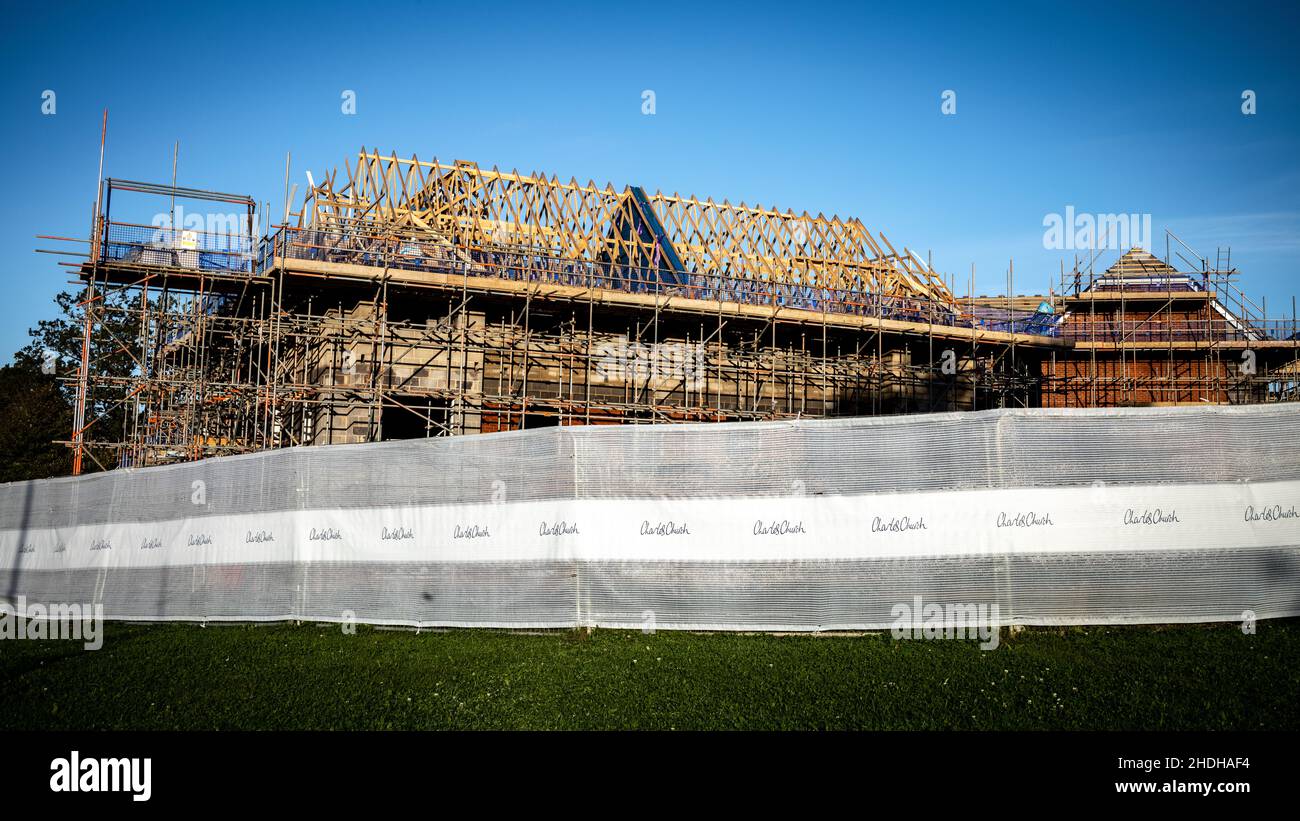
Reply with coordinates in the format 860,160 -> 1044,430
296,149 -> 958,306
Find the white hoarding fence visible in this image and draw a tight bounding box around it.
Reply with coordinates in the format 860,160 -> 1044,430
1,405 -> 1298,630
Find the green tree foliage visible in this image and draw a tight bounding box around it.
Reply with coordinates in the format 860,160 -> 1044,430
4,287 -> 145,479
0,362 -> 72,482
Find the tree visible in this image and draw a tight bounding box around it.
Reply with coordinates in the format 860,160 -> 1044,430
0,362 -> 72,482
9,287 -> 144,476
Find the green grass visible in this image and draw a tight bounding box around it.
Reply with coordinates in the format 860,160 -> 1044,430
2,621 -> 1297,730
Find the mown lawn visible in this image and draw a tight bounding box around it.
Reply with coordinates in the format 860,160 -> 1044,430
2,621 -> 1296,730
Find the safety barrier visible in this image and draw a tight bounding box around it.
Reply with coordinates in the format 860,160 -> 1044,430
1,404 -> 1297,630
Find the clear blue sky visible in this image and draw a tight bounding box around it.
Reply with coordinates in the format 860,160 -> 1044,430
2,0 -> 1298,360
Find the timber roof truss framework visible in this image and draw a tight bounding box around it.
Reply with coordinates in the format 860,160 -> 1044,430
294,149 -> 958,306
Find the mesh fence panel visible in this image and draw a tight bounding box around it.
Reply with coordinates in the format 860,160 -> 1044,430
2,404 -> 1298,630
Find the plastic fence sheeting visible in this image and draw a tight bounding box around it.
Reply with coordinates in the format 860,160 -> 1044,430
1,404 -> 1298,630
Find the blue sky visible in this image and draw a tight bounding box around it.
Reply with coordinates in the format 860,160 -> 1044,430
2,0 -> 1298,359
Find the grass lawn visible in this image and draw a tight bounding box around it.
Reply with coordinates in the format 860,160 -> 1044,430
2,621 -> 1296,730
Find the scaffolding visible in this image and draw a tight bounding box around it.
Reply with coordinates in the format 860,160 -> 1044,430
1045,243 -> 1300,407
37,148 -> 1299,472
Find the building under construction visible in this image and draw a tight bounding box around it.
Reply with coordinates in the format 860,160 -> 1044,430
43,148 -> 1300,472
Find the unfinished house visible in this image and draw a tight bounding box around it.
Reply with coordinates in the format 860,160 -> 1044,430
1044,247 -> 1297,406
44,149 -> 1298,472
